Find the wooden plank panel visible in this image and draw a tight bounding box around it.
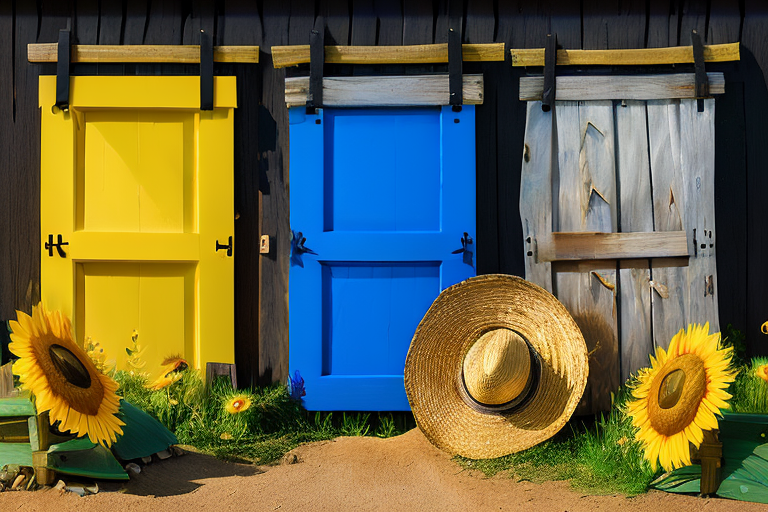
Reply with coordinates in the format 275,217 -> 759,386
322,0 -> 351,45
466,0 -> 499,275
497,4 -> 539,277
28,43 -> 260,63
218,0 -> 262,389
259,0 -> 291,386
402,0 -> 433,45
680,98 -> 719,332
582,0 -> 646,50
647,0 -> 674,48
510,43 -> 740,66
8,2 -> 47,317
742,4 -> 768,356
708,0 -> 742,45
520,102 -> 553,292
0,0 -> 14,322
549,0 -> 581,50
648,100 -> 688,349
678,0 -> 708,46
554,101 -> 620,414
714,81 -> 748,347
520,73 -> 725,101
540,231 -> 688,261
284,74 -> 484,107
271,43 -> 505,67
374,0 -> 403,46
615,100 -> 654,380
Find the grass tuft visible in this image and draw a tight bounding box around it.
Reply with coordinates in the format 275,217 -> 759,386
114,370 -> 412,465
729,357 -> 768,414
455,385 -> 659,496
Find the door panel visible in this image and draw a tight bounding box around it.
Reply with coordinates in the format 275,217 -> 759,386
290,106 -> 476,411
40,76 -> 236,376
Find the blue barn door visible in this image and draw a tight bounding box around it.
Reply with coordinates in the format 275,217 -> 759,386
289,106 -> 476,410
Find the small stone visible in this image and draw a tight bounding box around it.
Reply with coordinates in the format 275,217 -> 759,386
125,463 -> 141,476
155,449 -> 172,460
282,453 -> 300,465
54,480 -> 66,491
0,465 -> 19,483
11,474 -> 25,490
141,456 -> 152,464
171,446 -> 185,457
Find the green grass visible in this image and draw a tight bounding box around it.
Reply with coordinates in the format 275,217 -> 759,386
114,370 -> 413,465
729,357 -> 768,414
455,385 -> 659,496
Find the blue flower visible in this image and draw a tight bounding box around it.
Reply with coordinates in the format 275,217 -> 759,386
288,370 -> 306,400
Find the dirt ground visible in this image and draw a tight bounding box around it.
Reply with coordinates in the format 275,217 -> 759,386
0,429 -> 762,512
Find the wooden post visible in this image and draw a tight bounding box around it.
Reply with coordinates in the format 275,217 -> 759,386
32,411 -> 55,486
696,429 -> 723,496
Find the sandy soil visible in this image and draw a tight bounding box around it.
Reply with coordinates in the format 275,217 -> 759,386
0,429 -> 762,512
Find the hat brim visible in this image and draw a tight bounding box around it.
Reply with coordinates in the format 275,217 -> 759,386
404,274 -> 588,459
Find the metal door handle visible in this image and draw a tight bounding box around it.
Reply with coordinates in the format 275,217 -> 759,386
216,236 -> 233,257
45,234 -> 69,258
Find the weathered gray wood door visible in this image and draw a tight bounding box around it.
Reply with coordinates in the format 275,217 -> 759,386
520,98 -> 718,414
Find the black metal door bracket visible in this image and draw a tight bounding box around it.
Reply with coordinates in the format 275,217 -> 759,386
451,232 -> 474,269
448,13 -> 463,110
691,29 -> 708,113
200,29 -> 214,111
45,234 -> 69,258
542,33 -> 557,112
55,20 -> 72,111
216,236 -> 233,257
307,16 -> 325,114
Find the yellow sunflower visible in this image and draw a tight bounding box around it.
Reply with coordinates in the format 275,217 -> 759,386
763,321 -> 768,335
626,323 -> 736,472
224,394 -> 252,414
757,365 -> 768,383
9,303 -> 124,447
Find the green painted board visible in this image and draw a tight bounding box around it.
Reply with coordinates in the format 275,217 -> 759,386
112,400 -> 177,461
47,438 -> 128,481
0,397 -> 35,417
650,465 -> 702,493
0,442 -> 32,468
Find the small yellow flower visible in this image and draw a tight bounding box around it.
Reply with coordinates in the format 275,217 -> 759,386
762,321 -> 768,335
757,365 -> 768,383
220,432 -> 233,440
225,394 -> 252,414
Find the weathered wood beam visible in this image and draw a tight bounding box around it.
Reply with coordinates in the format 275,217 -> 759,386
28,43 -> 259,63
520,73 -> 724,101
272,43 -> 505,68
285,74 -> 483,107
538,231 -> 689,262
552,257 -> 689,273
510,42 -> 739,66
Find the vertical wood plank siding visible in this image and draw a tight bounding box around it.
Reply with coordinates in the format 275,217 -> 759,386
1,1 -> 767,386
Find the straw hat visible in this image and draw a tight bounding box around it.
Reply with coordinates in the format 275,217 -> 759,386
404,274 -> 588,459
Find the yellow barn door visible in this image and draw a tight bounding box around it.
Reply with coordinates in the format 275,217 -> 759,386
39,76 -> 236,377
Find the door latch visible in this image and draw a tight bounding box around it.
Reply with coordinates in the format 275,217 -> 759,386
45,234 -> 69,258
216,236 -> 233,257
452,232 -> 474,269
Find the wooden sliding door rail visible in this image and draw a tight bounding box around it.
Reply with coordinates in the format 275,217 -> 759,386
28,44 -> 259,63
537,231 -> 689,262
272,43 -> 505,68
510,42 -> 739,67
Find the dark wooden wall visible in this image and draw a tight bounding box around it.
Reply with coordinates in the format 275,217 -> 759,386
0,0 -> 766,387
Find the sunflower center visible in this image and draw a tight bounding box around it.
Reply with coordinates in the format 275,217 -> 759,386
233,400 -> 243,409
658,369 -> 686,409
48,344 -> 92,389
648,353 -> 707,437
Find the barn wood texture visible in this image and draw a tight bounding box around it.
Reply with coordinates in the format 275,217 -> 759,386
1,0 -> 767,390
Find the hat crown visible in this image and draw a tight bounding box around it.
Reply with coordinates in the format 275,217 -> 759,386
462,328 -> 531,405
